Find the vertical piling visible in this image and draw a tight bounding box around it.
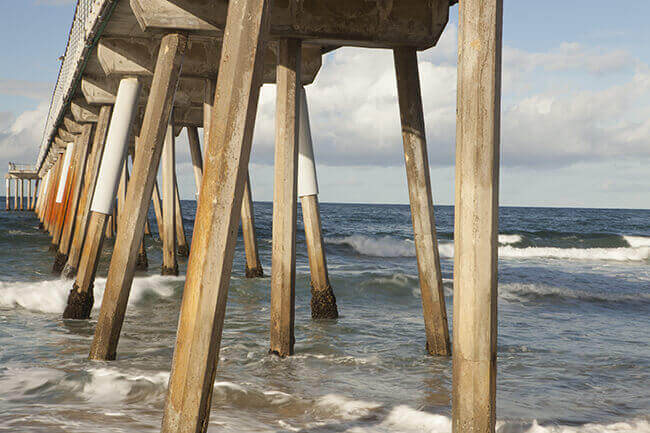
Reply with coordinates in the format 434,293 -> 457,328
393,48 -> 451,356
4,178 -> 9,211
88,33 -> 187,359
64,78 -> 141,319
174,177 -> 189,257
160,1 -> 269,429
63,105 -> 112,279
270,38 -> 301,357
54,124 -> 93,274
152,179 -> 164,240
161,122 -> 179,275
241,175 -> 264,277
51,143 -> 75,250
297,87 -> 337,319
452,0 -> 503,432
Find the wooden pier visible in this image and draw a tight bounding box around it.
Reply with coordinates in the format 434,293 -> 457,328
6,0 -> 503,432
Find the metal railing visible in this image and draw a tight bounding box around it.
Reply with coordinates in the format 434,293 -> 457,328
35,0 -> 116,175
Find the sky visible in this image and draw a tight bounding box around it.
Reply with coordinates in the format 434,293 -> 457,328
0,1 -> 649,208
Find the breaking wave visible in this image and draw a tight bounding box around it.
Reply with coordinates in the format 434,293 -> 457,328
327,234 -> 650,262
0,274 -> 183,314
499,283 -> 650,305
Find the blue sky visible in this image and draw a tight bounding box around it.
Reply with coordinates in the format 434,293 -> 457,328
1,1 -> 649,208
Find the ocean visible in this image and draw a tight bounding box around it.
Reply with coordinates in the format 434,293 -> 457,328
0,199 -> 648,433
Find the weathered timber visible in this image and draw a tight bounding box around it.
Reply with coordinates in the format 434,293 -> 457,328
63,106 -> 112,279
452,1 -> 503,432
270,38 -> 301,357
394,47 -> 451,356
160,0 -> 269,430
89,33 -> 188,360
161,122 -> 179,275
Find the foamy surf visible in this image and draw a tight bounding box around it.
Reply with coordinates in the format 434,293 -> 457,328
327,234 -> 649,262
0,274 -> 183,314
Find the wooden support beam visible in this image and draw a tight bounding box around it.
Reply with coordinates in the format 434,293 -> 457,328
54,124 -> 93,274
51,143 -> 76,250
43,159 -> 62,231
19,179 -> 23,211
63,106 -> 112,279
160,0 -> 269,429
161,121 -> 179,274
394,47 -> 450,355
241,174 -> 263,277
152,179 -> 164,240
452,1 -> 503,432
5,178 -> 9,211
89,33 -> 187,360
64,78 -> 141,319
13,178 -> 18,211
270,38 -> 301,357
187,126 -> 203,194
174,176 -> 189,257
202,84 -> 263,278
297,87 -> 337,318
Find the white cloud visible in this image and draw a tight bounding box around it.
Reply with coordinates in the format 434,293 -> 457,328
0,102 -> 48,168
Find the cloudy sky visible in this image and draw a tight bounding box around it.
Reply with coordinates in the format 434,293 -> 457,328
1,1 -> 649,208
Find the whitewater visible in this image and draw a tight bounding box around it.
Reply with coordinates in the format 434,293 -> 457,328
1,201 -> 648,432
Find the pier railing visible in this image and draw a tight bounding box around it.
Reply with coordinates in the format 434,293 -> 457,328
36,0 -> 115,174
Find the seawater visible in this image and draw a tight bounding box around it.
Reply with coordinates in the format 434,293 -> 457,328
0,199 -> 648,433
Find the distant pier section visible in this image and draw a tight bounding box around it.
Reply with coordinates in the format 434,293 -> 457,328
5,163 -> 39,211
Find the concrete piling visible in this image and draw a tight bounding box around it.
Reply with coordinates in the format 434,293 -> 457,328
160,0 -> 269,429
393,47 -> 451,356
452,0 -> 503,432
89,33 -> 187,360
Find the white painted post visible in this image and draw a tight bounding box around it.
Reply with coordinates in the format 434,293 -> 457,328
55,144 -> 75,204
90,78 -> 141,215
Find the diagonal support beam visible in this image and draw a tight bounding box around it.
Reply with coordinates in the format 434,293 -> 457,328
89,33 -> 188,359
160,0 -> 269,430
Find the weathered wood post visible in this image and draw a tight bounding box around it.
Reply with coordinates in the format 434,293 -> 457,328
270,38 -> 301,357
88,33 -> 187,359
161,121 -> 179,275
13,178 -> 19,211
452,0 -> 503,432
62,105 -> 112,279
241,175 -> 264,277
27,180 -> 32,210
54,124 -> 93,274
160,1 -> 269,429
174,177 -> 189,257
201,96 -> 264,278
32,179 -> 39,211
129,152 -> 149,271
187,126 -> 203,195
393,48 -> 451,356
51,142 -> 75,250
19,179 -> 24,211
4,178 -> 9,211
152,179 -> 164,239
63,78 -> 141,319
297,87 -> 338,319
44,157 -> 63,233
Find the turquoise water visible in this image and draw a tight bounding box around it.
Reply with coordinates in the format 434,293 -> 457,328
0,199 -> 649,432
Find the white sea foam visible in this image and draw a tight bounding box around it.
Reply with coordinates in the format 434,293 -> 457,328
327,234 -> 650,262
0,274 -> 183,314
499,245 -> 650,262
499,282 -> 650,304
624,235 -> 650,248
499,234 -> 523,245
314,393 -> 382,420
